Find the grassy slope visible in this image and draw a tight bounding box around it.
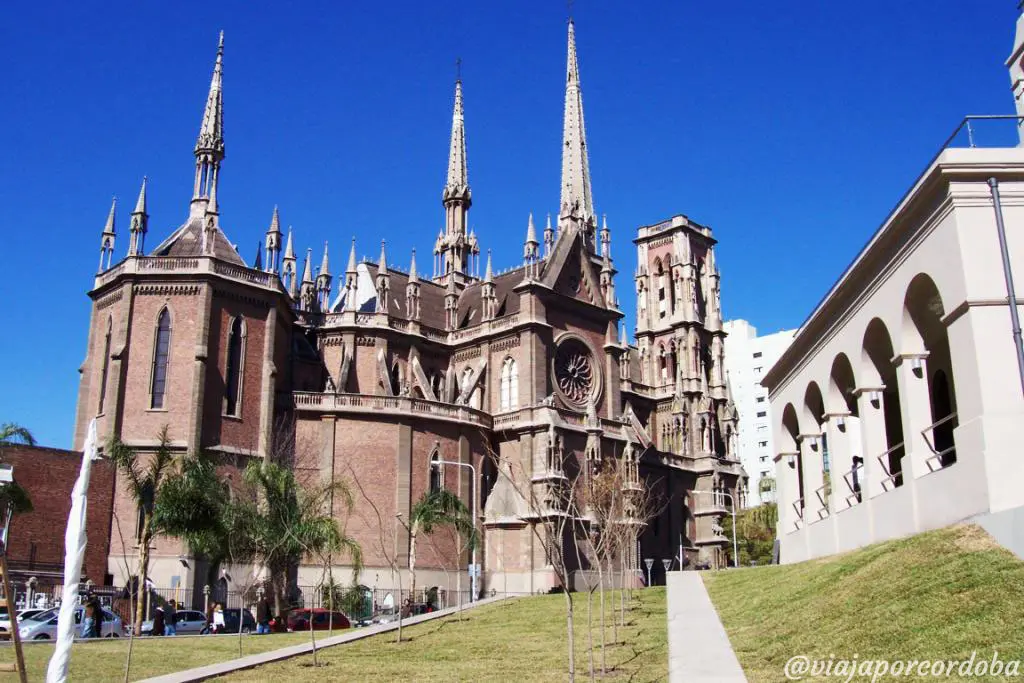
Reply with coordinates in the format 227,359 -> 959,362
704,524 -> 1024,683
218,590 -> 668,683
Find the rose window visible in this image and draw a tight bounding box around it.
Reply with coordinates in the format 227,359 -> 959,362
554,340 -> 595,406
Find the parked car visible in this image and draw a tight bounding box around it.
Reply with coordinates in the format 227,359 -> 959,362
18,606 -> 123,640
286,608 -> 350,632
141,609 -> 209,635
16,609 -> 47,623
213,608 -> 256,634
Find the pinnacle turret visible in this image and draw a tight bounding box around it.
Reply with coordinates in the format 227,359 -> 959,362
343,238 -> 358,312
481,249 -> 497,321
484,249 -> 493,282
265,206 -> 282,273
524,213 -> 540,279
281,228 -> 297,297
98,197 -> 117,272
543,213 -> 555,257
409,248 -> 419,283
299,247 -> 317,312
376,240 -> 390,314
316,242 -> 332,309
128,178 -> 148,257
406,248 -> 421,320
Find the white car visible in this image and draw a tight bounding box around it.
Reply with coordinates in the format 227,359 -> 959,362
141,609 -> 209,635
18,607 -> 123,640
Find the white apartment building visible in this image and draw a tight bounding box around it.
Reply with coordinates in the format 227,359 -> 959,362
723,320 -> 797,506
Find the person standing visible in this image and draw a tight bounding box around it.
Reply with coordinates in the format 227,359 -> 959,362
256,595 -> 271,635
80,603 -> 95,639
152,605 -> 165,636
165,600 -> 178,636
212,603 -> 226,634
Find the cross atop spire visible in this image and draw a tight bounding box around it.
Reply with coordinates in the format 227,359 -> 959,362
559,19 -> 595,225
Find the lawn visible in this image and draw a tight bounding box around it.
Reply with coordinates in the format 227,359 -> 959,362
216,590 -> 668,682
703,524 -> 1024,683
1,590 -> 667,682
7,631 -> 317,682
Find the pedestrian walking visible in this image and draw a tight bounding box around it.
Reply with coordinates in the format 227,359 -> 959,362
165,600 -> 177,636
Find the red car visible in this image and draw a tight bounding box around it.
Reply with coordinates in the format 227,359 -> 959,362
286,609 -> 350,631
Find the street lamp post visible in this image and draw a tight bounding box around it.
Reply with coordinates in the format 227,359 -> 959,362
661,558 -> 672,580
436,459 -> 479,601
692,489 -> 738,568
643,558 -> 654,587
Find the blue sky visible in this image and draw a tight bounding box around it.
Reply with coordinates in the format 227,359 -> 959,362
0,1 -> 1015,448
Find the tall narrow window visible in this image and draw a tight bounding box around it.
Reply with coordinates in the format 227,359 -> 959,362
98,317 -> 113,414
224,317 -> 245,416
429,453 -> 442,493
150,309 -> 171,409
499,358 -> 518,411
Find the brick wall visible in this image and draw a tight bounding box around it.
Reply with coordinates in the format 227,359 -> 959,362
1,445 -> 115,584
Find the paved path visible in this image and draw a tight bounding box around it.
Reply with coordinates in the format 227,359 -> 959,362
138,595 -> 507,683
667,571 -> 747,683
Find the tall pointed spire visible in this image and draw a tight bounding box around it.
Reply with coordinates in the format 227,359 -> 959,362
316,242 -> 332,309
409,248 -> 419,282
343,238 -> 358,312
484,249 -> 493,282
191,31 -> 226,217
346,237 -> 357,274
378,239 -> 388,274
444,75 -> 469,201
559,19 -> 595,228
376,240 -> 390,314
128,178 -> 148,256
438,70 -> 473,282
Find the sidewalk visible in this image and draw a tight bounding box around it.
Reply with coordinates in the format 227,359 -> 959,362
138,595 -> 507,683
667,571 -> 747,683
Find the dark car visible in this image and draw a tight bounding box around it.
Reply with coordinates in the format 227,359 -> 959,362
220,608 -> 256,634
286,608 -> 350,631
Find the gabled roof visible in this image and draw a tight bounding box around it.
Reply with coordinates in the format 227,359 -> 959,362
149,216 -> 246,265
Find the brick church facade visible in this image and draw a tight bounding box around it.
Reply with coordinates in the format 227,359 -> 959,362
73,22 -> 746,597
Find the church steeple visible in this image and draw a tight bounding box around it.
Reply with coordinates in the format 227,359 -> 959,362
299,247 -> 316,311
376,240 -> 390,313
406,249 -> 421,321
436,73 -> 476,283
523,213 -> 540,279
191,31 -> 225,219
98,197 -> 117,272
128,177 -> 148,257
343,238 -> 358,312
559,19 -> 596,241
316,242 -> 332,309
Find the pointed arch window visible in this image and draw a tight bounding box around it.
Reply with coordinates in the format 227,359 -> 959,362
429,452 -> 443,494
224,317 -> 246,417
150,309 -> 171,409
499,358 -> 518,411
98,317 -> 113,414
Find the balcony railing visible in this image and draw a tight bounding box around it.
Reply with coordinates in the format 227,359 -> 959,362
921,412 -> 958,474
876,443 -> 906,491
291,392 -> 493,428
95,255 -> 281,291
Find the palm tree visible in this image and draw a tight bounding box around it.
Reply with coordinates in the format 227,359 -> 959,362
0,423 -> 35,516
238,461 -> 362,617
108,428 -> 178,635
407,489 -> 477,606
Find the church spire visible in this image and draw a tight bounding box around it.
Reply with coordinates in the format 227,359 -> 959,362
282,227 -> 297,297
316,242 -> 332,310
524,213 -> 540,278
191,31 -> 226,218
437,72 -> 474,282
344,238 -> 358,312
376,240 -> 390,313
559,19 -> 595,234
128,177 -> 148,256
98,197 -> 117,272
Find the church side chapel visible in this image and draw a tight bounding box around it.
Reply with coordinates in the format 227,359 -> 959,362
76,20 -> 747,598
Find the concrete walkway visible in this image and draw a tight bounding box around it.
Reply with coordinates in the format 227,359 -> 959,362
138,595 -> 507,683
667,571 -> 747,683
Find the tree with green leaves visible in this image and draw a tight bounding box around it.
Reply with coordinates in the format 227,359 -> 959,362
236,460 -> 362,617
109,428 -> 179,635
407,489 -> 476,609
724,502 -> 778,566
0,423 -> 36,516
